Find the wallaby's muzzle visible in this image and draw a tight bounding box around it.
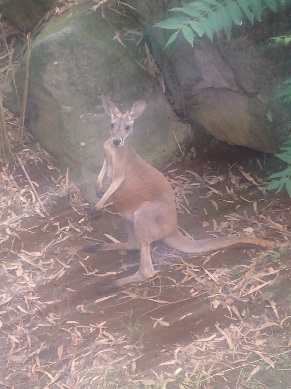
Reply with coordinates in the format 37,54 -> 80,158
112,138 -> 122,147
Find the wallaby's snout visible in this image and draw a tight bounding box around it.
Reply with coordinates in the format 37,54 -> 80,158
111,122 -> 129,146
112,138 -> 122,147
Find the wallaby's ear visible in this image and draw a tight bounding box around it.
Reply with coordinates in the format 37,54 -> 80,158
101,95 -> 122,117
130,100 -> 147,120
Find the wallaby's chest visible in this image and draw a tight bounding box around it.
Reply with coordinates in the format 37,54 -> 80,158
103,142 -> 173,213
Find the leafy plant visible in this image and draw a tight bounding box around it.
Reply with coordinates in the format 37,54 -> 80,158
269,34 -> 291,46
155,0 -> 291,48
266,33 -> 291,197
276,79 -> 291,104
267,135 -> 291,196
269,34 -> 291,104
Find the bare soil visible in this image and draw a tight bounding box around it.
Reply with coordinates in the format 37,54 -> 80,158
1,138 -> 291,389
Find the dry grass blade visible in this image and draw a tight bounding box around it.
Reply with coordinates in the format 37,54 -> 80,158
215,323 -> 234,350
18,33 -> 31,141
15,154 -> 47,215
0,94 -> 11,157
253,351 -> 275,369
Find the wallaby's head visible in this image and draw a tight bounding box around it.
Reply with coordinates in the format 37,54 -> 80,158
101,96 -> 146,147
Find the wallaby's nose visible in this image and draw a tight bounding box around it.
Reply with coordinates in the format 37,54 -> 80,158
113,138 -> 122,147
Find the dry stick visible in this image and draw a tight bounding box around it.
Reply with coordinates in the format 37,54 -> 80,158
18,33 -> 31,141
172,129 -> 185,156
15,154 -> 47,216
0,95 -> 5,157
5,45 -> 19,108
0,19 -> 16,157
0,94 -> 11,157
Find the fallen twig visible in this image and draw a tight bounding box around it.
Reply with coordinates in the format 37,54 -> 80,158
15,154 -> 47,216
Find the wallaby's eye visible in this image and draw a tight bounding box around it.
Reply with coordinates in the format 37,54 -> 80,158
110,123 -> 115,130
125,125 -> 130,131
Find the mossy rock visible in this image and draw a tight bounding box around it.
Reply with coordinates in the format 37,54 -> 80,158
5,4 -> 191,202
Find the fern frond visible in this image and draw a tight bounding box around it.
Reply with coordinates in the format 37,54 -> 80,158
276,78 -> 291,104
269,35 -> 291,47
267,136 -> 291,197
155,0 -> 291,47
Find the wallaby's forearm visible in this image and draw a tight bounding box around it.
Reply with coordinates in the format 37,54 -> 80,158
95,175 -> 124,210
96,159 -> 107,190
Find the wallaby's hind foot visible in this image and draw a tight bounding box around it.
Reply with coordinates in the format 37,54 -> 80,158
105,243 -> 156,289
113,269 -> 156,288
97,268 -> 156,295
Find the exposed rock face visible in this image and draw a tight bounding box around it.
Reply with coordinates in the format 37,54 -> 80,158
0,0 -> 54,31
132,1 -> 291,153
188,88 -> 274,151
5,4 -> 191,202
147,33 -> 290,153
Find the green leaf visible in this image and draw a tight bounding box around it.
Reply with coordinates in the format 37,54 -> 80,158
250,0 -> 263,21
156,0 -> 290,48
268,167 -> 291,179
189,20 -> 205,37
182,25 -> 195,45
237,0 -> 255,24
276,152 -> 291,164
286,180 -> 291,197
216,5 -> 233,38
227,1 -> 243,25
267,179 -> 283,191
200,16 -> 215,40
264,0 -> 278,11
202,0 -> 220,5
268,172 -> 284,180
172,4 -> 201,18
277,79 -> 291,103
207,9 -> 222,32
155,16 -> 188,30
194,1 -> 212,12
164,30 -> 179,48
274,179 -> 287,193
282,138 -> 291,147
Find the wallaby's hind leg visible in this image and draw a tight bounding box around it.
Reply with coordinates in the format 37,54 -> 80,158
113,243 -> 154,287
101,221 -> 138,251
111,201 -> 176,288
97,241 -> 154,295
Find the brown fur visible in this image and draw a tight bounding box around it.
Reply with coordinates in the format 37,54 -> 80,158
96,97 -> 285,288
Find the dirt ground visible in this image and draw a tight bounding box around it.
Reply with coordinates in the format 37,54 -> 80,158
0,136 -> 290,389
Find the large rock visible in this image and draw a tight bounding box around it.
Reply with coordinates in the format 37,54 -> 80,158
131,1 -> 291,153
5,4 -> 191,202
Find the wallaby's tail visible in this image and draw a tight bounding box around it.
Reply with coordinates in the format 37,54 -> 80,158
163,230 -> 286,254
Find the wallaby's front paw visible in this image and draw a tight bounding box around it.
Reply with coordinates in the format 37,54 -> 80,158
95,201 -> 104,211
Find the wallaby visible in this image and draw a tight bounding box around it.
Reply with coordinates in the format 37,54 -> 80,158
96,96 -> 284,289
